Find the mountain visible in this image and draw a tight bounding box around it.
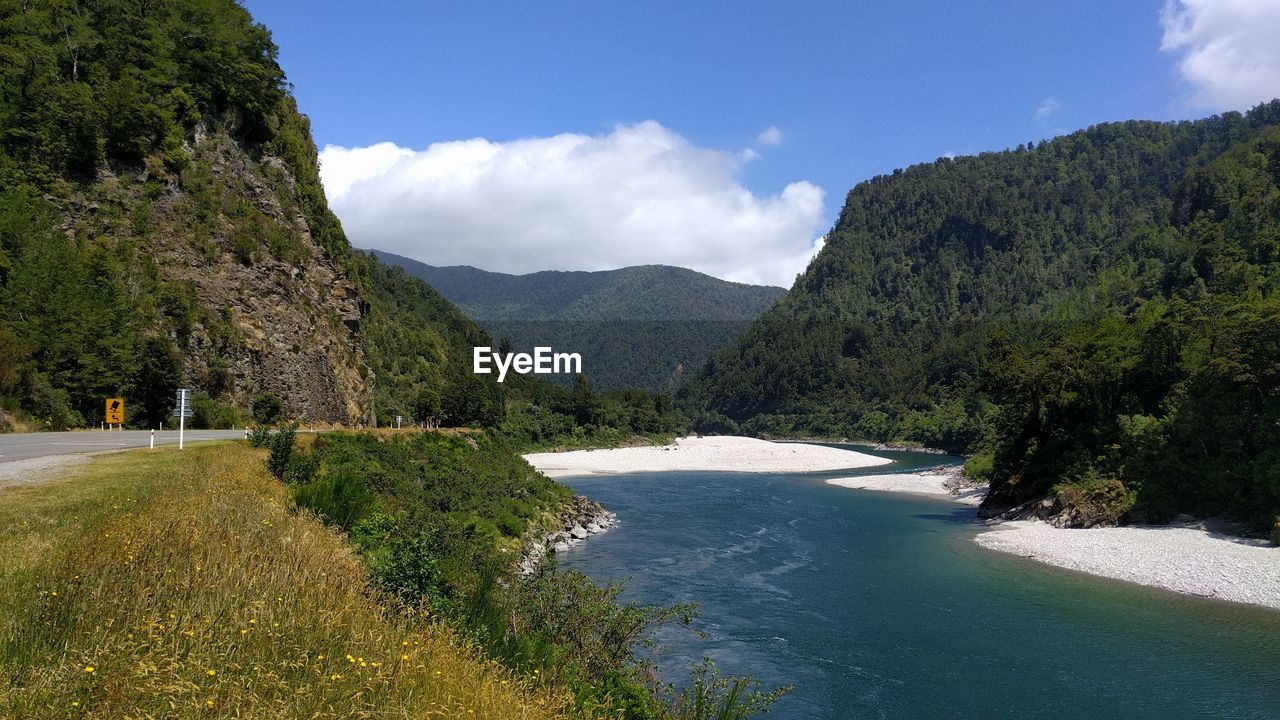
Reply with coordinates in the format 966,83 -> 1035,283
368,250 -> 786,393
0,0 -> 492,431
683,102 -> 1280,529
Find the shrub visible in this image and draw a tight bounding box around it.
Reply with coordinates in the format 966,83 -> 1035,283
376,532 -> 449,608
191,392 -> 242,429
26,373 -> 83,430
246,425 -> 272,448
284,451 -> 318,485
252,393 -> 283,424
292,471 -> 376,530
264,422 -> 298,479
1050,473 -> 1136,528
668,658 -> 792,720
963,452 -> 994,483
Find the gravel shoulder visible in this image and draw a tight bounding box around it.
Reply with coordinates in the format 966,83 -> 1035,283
0,454 -> 91,488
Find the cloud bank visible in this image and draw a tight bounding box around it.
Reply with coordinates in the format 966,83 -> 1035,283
1161,0 -> 1280,111
319,121 -> 826,288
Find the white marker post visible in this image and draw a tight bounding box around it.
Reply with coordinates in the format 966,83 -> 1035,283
396,415 -> 402,430
150,429 -> 155,450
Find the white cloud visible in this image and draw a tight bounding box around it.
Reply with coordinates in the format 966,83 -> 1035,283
319,121 -> 826,288
1035,97 -> 1062,121
756,125 -> 783,146
1161,0 -> 1280,111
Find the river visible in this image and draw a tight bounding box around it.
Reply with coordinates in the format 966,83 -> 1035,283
558,448 -> 1280,719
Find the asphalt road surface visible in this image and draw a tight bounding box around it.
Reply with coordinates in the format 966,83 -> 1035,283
0,429 -> 248,464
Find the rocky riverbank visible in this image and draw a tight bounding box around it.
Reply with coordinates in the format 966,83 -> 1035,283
518,495 -> 618,574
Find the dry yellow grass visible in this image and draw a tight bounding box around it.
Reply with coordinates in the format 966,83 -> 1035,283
0,443 -> 587,719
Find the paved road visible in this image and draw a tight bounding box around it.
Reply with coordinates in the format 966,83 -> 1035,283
0,430 -> 248,464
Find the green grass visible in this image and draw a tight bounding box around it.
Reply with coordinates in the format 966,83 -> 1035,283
0,443 -> 581,719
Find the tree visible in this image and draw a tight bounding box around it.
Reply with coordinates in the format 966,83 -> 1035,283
412,386 -> 441,426
131,336 -> 181,428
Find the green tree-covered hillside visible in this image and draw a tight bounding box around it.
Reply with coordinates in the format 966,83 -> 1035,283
683,102 -> 1280,528
0,0 -> 495,431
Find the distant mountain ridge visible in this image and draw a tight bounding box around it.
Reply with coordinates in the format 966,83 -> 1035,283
368,250 -> 786,392
367,251 -> 785,320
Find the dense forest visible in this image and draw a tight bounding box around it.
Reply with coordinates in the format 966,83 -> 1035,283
975,125 -> 1280,530
373,250 -> 785,393
684,102 -> 1280,530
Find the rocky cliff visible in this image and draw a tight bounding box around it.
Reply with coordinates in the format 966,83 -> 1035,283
51,125 -> 373,424
0,1 -> 375,427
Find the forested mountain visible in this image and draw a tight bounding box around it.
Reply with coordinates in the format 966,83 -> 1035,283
370,250 -> 786,392
0,0 -> 497,431
683,103 -> 1280,529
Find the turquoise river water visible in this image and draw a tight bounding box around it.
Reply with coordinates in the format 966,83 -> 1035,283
558,446 -> 1280,719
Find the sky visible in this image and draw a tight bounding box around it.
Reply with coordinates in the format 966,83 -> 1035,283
243,0 -> 1280,288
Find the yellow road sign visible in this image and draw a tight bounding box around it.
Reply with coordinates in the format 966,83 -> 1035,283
105,397 -> 125,424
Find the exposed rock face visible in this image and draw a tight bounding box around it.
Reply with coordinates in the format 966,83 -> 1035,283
518,495 -> 617,575
60,128 -> 373,424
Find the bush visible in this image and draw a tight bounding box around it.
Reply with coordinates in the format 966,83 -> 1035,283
27,373 -> 83,430
1050,474 -> 1136,528
264,422 -> 297,479
252,393 -> 283,424
376,532 -> 449,608
246,425 -> 272,448
668,658 -> 792,720
292,471 -> 376,530
284,451 -> 319,485
963,452 -> 994,483
191,392 -> 242,429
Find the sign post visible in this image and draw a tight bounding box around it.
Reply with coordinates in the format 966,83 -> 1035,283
396,415 -> 402,430
173,388 -> 192,450
105,397 -> 124,428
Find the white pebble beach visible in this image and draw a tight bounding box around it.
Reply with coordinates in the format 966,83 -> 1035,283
975,520 -> 1280,610
523,435 -> 891,477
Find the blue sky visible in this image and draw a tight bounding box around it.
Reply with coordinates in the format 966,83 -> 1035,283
243,0 -> 1280,286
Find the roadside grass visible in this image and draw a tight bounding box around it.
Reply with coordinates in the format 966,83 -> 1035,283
0,443 -> 580,719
